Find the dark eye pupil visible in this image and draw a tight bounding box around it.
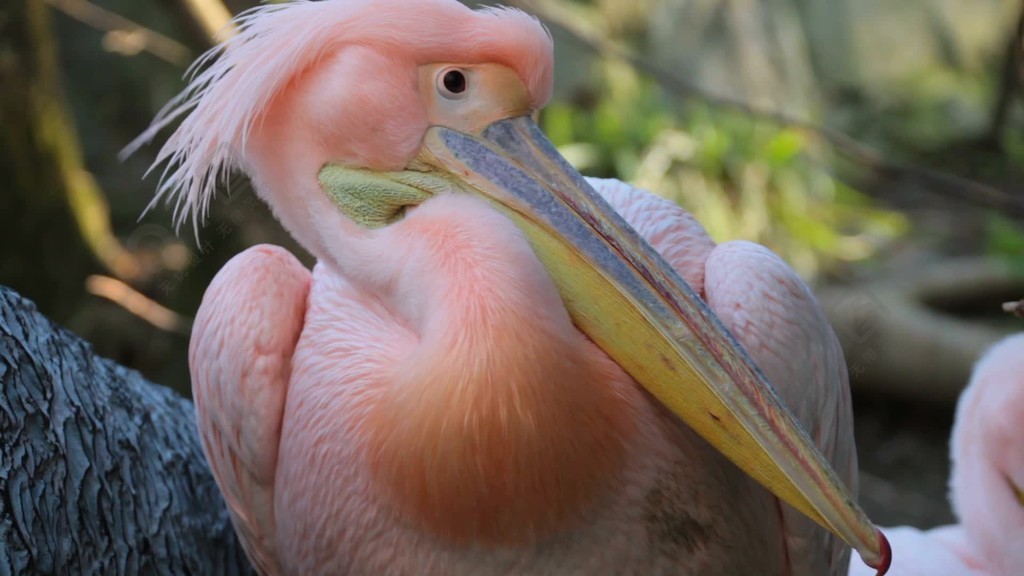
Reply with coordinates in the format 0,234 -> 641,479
443,70 -> 467,94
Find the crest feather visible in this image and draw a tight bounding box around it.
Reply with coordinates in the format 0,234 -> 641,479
127,0 -> 552,232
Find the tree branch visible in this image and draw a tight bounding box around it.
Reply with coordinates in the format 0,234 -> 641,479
45,0 -> 192,66
156,0 -> 235,49
1,0 -> 147,321
85,274 -> 192,335
514,0 -> 1024,218
0,285 -> 253,574
179,0 -> 234,42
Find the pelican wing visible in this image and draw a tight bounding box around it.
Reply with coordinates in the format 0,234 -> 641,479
190,245 -> 311,576
589,177 -> 856,575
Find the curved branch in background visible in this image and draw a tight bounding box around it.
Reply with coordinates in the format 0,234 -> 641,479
514,0 -> 1024,219
179,0 -> 234,42
18,0 -> 142,278
157,0 -> 235,49
0,0 -> 143,320
1005,299 -> 1024,318
820,258 -> 1024,403
0,285 -> 253,574
85,274 -> 192,334
45,0 -> 192,66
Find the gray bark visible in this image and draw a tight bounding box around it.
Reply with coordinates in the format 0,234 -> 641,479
0,285 -> 253,575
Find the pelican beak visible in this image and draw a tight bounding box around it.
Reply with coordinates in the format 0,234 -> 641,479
319,116 -> 890,574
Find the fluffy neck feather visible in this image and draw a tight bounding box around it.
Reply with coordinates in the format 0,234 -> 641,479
360,194 -> 638,546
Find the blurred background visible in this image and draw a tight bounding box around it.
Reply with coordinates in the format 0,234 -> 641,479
1,0 -> 1022,529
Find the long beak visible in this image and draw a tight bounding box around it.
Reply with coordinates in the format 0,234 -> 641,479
414,116 -> 890,573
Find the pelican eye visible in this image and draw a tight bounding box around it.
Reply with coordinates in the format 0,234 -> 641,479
439,69 -> 468,99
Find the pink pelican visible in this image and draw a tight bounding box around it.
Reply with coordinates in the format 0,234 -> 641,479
134,0 -> 890,574
849,333 -> 1024,576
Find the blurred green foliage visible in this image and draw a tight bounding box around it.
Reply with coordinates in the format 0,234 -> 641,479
542,60 -> 907,278
987,215 -> 1024,275
533,0 -> 1023,279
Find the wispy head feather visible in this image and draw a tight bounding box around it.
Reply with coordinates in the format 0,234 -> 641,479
127,0 -> 552,233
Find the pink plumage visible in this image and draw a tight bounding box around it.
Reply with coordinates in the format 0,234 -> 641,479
141,0 -> 869,573
848,334 -> 1024,576
191,177 -> 859,574
951,333 -> 1024,576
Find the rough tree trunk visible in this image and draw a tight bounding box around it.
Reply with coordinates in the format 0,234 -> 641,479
0,285 -> 253,575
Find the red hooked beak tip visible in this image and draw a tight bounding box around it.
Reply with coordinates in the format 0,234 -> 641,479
872,529 -> 892,576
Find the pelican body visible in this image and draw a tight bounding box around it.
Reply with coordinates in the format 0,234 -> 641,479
135,0 -> 890,574
849,334 -> 1024,576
